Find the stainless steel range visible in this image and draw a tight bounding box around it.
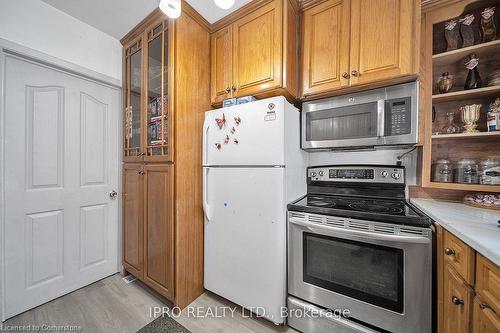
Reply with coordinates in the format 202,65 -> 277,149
287,165 -> 433,333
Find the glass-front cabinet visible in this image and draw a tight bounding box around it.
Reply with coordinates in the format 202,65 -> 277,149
124,20 -> 171,162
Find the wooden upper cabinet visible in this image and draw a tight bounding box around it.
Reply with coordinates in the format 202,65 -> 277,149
211,26 -> 233,104
349,0 -> 415,85
232,0 -> 282,97
123,164 -> 144,278
210,0 -> 298,105
143,164 -> 175,300
302,0 -> 350,96
443,264 -> 474,333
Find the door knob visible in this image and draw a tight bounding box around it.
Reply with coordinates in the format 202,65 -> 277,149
342,72 -> 350,79
351,69 -> 360,77
109,190 -> 118,199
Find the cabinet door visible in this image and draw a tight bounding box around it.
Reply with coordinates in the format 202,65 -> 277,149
473,296 -> 500,333
232,0 -> 282,97
123,164 -> 144,278
349,0 -> 415,85
443,265 -> 473,333
302,0 -> 350,97
143,164 -> 175,300
124,39 -> 144,162
476,254 -> 500,315
211,26 -> 233,104
145,21 -> 172,162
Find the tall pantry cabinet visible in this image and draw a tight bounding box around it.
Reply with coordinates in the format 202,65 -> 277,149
121,3 -> 210,308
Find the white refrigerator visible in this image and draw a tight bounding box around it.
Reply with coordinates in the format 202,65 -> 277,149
203,96 -> 307,324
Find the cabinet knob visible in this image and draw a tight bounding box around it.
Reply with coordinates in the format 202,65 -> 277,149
351,69 -> 360,77
342,72 -> 350,79
232,85 -> 237,92
139,171 -> 145,175
479,303 -> 491,310
451,296 -> 464,306
444,248 -> 455,256
225,87 -> 231,93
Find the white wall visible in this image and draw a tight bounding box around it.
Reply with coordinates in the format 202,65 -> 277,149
0,0 -> 122,82
308,148 -> 420,186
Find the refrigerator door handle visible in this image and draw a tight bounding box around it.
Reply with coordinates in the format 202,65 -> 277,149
203,167 -> 211,221
202,116 -> 210,165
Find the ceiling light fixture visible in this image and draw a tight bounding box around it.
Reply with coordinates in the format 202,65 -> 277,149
159,0 -> 181,18
214,0 -> 235,10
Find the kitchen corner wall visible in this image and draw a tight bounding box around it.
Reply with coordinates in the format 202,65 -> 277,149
308,148 -> 420,186
0,0 -> 122,82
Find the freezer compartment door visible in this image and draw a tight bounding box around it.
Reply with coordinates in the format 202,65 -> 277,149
203,97 -> 286,166
203,167 -> 286,324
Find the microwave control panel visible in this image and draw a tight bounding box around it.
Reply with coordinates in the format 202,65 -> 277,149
386,97 -> 412,136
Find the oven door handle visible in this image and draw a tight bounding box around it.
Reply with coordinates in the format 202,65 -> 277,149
377,99 -> 385,137
289,219 -> 430,244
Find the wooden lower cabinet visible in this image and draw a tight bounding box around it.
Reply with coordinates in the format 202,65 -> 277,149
123,164 -> 175,300
123,164 -> 144,278
143,164 -> 175,300
473,296 -> 500,333
443,264 -> 474,333
438,227 -> 500,333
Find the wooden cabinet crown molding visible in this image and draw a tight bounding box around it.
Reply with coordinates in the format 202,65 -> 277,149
121,1 -> 210,45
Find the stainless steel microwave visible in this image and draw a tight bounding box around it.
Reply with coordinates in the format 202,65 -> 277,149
302,82 -> 419,150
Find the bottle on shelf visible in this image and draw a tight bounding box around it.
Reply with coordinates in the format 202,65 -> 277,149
441,112 -> 461,134
464,53 -> 482,90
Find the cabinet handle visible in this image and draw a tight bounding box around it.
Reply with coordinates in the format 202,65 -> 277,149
138,152 -> 145,156
451,296 -> 464,306
444,248 -> 455,256
232,85 -> 237,92
138,171 -> 145,175
351,69 -> 360,77
225,87 -> 231,93
479,303 -> 491,310
342,72 -> 350,79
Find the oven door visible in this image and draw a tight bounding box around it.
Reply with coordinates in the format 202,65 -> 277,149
288,212 -> 432,333
302,100 -> 386,150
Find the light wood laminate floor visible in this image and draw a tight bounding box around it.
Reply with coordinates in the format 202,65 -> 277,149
3,274 -> 297,333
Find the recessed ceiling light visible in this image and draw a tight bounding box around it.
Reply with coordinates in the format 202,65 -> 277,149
214,0 -> 235,10
159,0 -> 181,18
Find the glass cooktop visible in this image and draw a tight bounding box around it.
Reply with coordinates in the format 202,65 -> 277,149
288,194 -> 431,227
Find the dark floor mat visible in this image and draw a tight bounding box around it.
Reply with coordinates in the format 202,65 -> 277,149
137,315 -> 191,333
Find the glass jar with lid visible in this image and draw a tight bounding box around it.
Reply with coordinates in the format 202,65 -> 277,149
479,159 -> 499,185
456,158 -> 479,184
432,159 -> 454,183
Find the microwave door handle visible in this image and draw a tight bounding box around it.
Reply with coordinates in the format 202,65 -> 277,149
377,99 -> 385,137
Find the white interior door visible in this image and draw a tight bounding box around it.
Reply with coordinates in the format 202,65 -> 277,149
2,54 -> 120,319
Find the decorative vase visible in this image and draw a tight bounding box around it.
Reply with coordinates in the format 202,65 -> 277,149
444,19 -> 460,51
481,7 -> 497,42
464,53 -> 482,90
460,14 -> 475,47
437,72 -> 454,94
461,104 -> 482,133
441,112 -> 460,134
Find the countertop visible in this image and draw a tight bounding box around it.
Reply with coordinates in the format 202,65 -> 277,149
410,198 -> 500,267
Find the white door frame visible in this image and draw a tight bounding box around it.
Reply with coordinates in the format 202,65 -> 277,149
0,38 -> 123,321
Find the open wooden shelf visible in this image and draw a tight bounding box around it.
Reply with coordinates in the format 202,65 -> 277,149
432,39 -> 500,67
429,181 -> 500,193
432,85 -> 500,103
432,132 -> 500,140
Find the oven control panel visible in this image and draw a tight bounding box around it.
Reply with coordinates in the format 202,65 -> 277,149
308,166 -> 405,184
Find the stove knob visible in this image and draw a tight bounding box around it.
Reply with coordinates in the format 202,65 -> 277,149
391,173 -> 401,179
381,171 -> 388,178
311,172 -> 317,177
318,171 -> 324,177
